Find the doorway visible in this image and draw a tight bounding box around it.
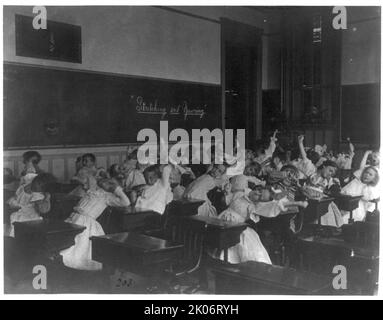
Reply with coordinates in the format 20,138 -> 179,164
221,18 -> 263,149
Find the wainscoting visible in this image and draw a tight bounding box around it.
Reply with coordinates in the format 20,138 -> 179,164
3,145 -> 132,182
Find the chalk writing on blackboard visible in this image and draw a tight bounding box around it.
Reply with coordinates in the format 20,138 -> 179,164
135,95 -> 206,120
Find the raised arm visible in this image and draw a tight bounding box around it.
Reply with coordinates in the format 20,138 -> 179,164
107,186 -> 131,207
347,137 -> 355,157
360,150 -> 373,170
265,130 -> 278,158
298,135 -> 308,160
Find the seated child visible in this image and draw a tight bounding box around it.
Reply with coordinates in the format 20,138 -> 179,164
70,153 -> 107,196
341,166 -> 380,223
354,150 -> 380,180
6,173 -> 54,237
132,164 -> 173,215
122,147 -> 138,175
124,161 -> 148,191
334,138 -> 355,170
183,163 -> 229,217
304,160 -> 343,227
61,176 -> 130,271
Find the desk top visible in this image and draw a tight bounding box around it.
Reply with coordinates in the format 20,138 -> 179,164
13,219 -> 86,235
298,229 -> 379,260
112,206 -> 157,215
187,215 -> 247,231
91,232 -> 183,253
212,261 -> 332,293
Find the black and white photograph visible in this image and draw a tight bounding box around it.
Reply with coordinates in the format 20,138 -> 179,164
1,3 -> 382,299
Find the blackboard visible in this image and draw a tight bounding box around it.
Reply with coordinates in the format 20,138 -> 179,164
4,63 -> 221,148
340,83 -> 380,146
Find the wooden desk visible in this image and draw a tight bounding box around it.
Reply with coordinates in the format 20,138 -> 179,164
304,197 -> 335,225
91,232 -> 184,276
108,207 -> 161,234
294,225 -> 379,294
335,195 -> 363,223
186,215 -> 247,262
167,199 -> 205,217
14,219 -> 85,257
210,261 -> 333,295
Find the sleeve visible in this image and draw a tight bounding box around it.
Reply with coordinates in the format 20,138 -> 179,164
264,139 -> 276,158
35,193 -> 51,214
161,165 -> 172,186
106,186 -> 131,207
254,201 -> 283,218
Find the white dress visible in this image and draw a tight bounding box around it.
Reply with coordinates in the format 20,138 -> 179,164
124,169 -> 146,190
183,174 -> 218,217
6,186 -> 42,237
341,178 -> 379,223
308,174 -> 343,227
291,158 -> 317,179
213,193 -> 272,264
61,187 -> 130,271
135,181 -> 173,214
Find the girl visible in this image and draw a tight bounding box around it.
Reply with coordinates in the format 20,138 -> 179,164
61,176 -> 130,271
341,166 -> 380,223
20,151 -> 43,177
354,150 -> 380,180
305,160 -> 343,227
124,161 -> 148,191
183,163 -> 229,217
132,164 -> 173,215
213,175 -> 308,264
70,154 -> 108,197
6,173 -> 54,237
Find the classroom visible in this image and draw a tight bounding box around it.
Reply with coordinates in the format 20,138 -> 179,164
3,5 -> 381,295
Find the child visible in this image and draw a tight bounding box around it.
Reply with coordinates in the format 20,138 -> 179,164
183,163 -> 229,217
124,161 -> 148,191
253,130 -> 278,165
334,138 -> 355,170
61,176 -> 130,271
6,173 -> 54,237
122,147 -> 138,175
304,160 -> 343,227
291,135 -> 317,179
109,164 -> 125,187
20,151 -> 43,177
132,164 -> 173,215
70,153 -> 107,196
212,175 -> 272,264
341,166 -> 380,223
354,150 -> 380,180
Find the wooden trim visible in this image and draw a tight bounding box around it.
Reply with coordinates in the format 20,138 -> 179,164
3,61 -> 221,87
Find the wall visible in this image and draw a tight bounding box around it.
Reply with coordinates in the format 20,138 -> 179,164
341,6 -> 381,85
3,6 -> 282,180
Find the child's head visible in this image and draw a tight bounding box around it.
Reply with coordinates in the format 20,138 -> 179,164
209,164 -> 227,179
230,175 -> 248,193
280,164 -> 299,186
22,151 -> 41,165
98,178 -> 119,193
82,153 -> 96,168
143,165 -> 161,186
272,151 -> 287,168
109,164 -> 123,179
126,148 -> 138,161
361,166 -> 379,186
318,160 -> 338,179
368,151 -> 380,167
31,173 -> 56,193
306,149 -> 320,166
244,162 -> 261,177
249,186 -> 272,202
